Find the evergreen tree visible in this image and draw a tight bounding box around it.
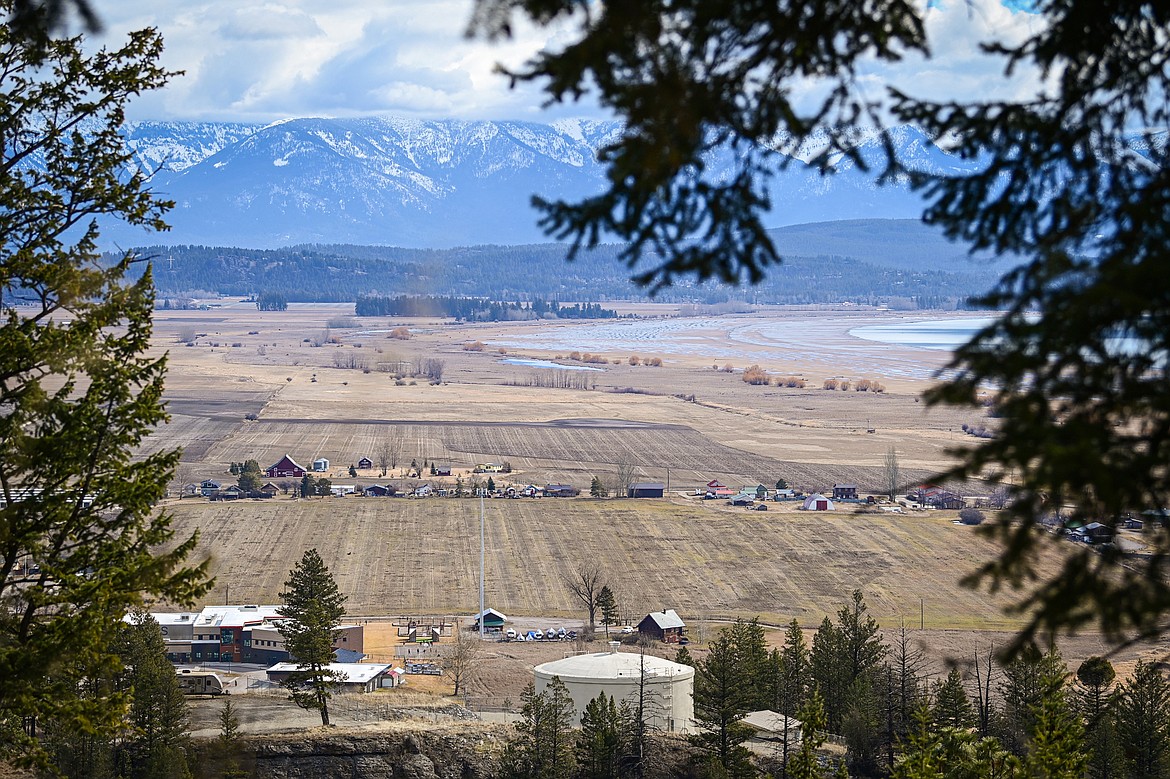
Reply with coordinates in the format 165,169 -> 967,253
597,586 -> 618,638
117,611 -> 192,779
504,679 -> 576,779
590,476 -> 608,498
893,704 -> 1021,779
278,549 -> 348,726
237,469 -> 261,494
487,477 -> 496,492
0,11 -> 210,767
299,474 -> 315,498
997,647 -> 1067,757
773,620 -> 811,778
576,692 -> 623,779
880,626 -> 927,768
1115,661 -> 1170,779
812,591 -> 887,734
786,689 -> 829,779
674,646 -> 695,667
348,464 -> 357,478
1075,657 -> 1121,779
1022,681 -> 1086,779
314,478 -> 332,497
930,669 -> 975,731
729,618 -> 770,711
692,627 -> 754,777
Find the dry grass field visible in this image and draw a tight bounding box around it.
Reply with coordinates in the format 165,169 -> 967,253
169,494 -> 1049,632
140,302 -> 1086,640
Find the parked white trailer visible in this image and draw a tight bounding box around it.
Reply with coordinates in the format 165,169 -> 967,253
176,669 -> 228,696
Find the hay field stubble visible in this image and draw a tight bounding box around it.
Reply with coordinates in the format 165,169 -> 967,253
147,303 -> 1038,631
168,496 -> 1044,631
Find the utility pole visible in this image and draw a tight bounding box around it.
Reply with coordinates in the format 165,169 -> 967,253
479,495 -> 485,640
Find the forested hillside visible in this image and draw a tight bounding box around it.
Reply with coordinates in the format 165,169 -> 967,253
124,219 -> 996,308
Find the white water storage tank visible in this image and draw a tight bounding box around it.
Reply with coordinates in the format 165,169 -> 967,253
533,644 -> 694,732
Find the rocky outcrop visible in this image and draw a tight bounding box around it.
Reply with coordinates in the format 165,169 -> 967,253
242,725 -> 507,779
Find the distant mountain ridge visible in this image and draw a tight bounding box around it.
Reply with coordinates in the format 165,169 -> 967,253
103,117 -> 979,250
108,117 -> 1163,253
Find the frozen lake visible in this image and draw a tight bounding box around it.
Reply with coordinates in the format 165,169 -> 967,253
487,312 -> 995,381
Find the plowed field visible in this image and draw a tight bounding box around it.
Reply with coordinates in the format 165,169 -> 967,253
168,496 -> 1055,631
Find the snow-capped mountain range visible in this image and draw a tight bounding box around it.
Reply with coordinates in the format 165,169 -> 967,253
103,117 -> 984,249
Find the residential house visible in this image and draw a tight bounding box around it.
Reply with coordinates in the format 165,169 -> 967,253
266,455 -> 307,479
911,485 -> 966,509
364,484 -> 398,497
832,484 -> 859,501
200,480 -> 221,498
434,465 -> 452,477
628,482 -> 665,499
638,609 -> 686,643
214,485 -> 244,501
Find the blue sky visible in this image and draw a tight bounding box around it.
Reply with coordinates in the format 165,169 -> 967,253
89,0 -> 1046,124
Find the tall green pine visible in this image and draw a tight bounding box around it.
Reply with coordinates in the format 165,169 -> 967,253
692,627 -> 755,777
576,692 -> 622,779
278,548 -> 348,726
1115,661 -> 1170,779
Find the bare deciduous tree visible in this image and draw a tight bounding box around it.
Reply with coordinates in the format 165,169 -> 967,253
615,462 -> 639,498
564,562 -> 605,636
445,624 -> 482,697
883,446 -> 900,501
377,433 -> 403,476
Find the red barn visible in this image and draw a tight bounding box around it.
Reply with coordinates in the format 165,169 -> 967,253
265,454 -> 306,479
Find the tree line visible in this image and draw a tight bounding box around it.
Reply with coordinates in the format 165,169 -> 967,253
354,294 -> 618,321
115,242 -> 988,309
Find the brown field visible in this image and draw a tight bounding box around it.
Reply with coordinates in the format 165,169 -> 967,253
142,302 -> 1088,643
169,495 -> 1053,632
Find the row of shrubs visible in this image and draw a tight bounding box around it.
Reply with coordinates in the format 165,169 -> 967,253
823,377 -> 886,392
741,365 -> 808,387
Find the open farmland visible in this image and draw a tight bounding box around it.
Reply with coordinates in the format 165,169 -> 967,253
168,496 -> 1057,631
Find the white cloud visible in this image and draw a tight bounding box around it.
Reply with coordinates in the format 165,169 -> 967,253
87,0 -> 1046,124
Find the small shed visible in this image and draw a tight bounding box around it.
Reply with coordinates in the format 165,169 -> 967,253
802,493 -> 835,511
832,484 -> 859,500
473,608 -> 508,633
628,482 -> 665,499
259,482 -> 280,496
434,465 -> 452,477
638,609 -> 686,643
312,457 -> 330,473
357,457 -> 373,469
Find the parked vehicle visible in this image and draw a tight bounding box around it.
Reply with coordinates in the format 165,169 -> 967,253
176,669 -> 228,696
